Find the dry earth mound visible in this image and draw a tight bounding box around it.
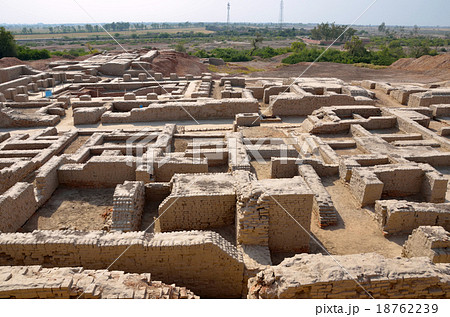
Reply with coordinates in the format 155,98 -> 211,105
390,54 -> 450,72
150,51 -> 208,76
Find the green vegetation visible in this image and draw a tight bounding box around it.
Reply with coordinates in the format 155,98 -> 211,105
193,45 -> 292,62
193,33 -> 444,67
281,36 -> 410,66
0,27 -> 17,58
17,46 -> 51,60
0,27 -> 96,60
310,22 -> 356,42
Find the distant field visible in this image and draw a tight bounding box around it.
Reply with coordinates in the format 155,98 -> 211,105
14,27 -> 214,40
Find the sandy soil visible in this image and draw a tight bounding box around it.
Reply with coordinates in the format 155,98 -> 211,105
172,138 -> 189,152
250,161 -> 271,180
21,187 -> 114,232
62,135 -> 90,154
310,176 -> 406,258
242,126 -> 286,138
150,51 -> 208,76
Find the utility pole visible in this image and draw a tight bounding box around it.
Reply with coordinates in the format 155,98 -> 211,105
279,0 -> 284,29
227,2 -> 231,26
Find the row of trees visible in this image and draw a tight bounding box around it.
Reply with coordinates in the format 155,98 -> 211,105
0,27 -> 51,60
310,23 -> 357,42
44,22 -> 201,34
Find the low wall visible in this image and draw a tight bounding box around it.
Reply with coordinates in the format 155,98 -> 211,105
157,194 -> 236,232
0,230 -> 244,298
101,99 -> 259,123
0,159 -> 35,194
35,156 -> 65,206
375,200 -> 450,235
402,226 -> 450,263
248,253 -> 450,298
0,182 -> 38,232
270,157 -> 299,178
271,92 -> 374,116
0,265 -> 198,299
299,164 -> 337,227
58,156 -> 137,187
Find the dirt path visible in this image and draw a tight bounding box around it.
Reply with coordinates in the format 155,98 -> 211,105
310,176 -> 406,258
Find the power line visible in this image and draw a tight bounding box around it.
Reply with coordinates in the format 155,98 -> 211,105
279,0 -> 284,29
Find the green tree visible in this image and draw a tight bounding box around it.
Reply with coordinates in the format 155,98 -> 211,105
345,36 -> 367,56
291,41 -> 306,52
378,22 -> 386,33
311,22 -> 356,41
175,42 -> 186,53
0,27 -> 17,58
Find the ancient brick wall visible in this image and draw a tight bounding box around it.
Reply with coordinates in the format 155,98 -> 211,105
402,226 -> 450,263
266,193 -> 313,253
375,200 -> 450,235
0,230 -> 244,298
248,253 -> 450,299
0,183 -> 38,232
0,265 -> 198,299
157,194 -> 236,231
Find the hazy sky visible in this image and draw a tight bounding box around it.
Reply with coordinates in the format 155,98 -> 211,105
1,0 -> 449,26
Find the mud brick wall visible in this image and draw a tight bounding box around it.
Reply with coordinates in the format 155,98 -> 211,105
263,85 -> 290,103
299,164 -> 337,227
157,194 -> 236,231
58,156 -> 137,187
101,99 -> 259,123
271,92 -> 375,116
408,91 -> 450,107
270,157 -> 299,178
375,200 -> 450,235
145,182 -> 171,202
385,107 -> 450,151
349,164 -> 442,207
0,159 -> 35,194
0,230 -> 244,298
73,106 -> 108,125
0,265 -> 198,299
228,132 -> 251,171
402,226 -> 450,263
236,184 -> 270,246
248,253 -> 450,299
0,183 -> 38,232
153,159 -> 208,182
111,181 -> 145,232
34,156 -> 65,206
266,193 -> 313,253
391,88 -> 427,105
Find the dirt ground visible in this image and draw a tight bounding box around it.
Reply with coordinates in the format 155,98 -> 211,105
21,187 -> 114,232
150,51 -> 208,77
172,138 -> 189,152
242,126 -> 287,138
62,135 -> 90,154
250,161 -> 272,180
310,176 -> 406,258
244,58 -> 450,83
